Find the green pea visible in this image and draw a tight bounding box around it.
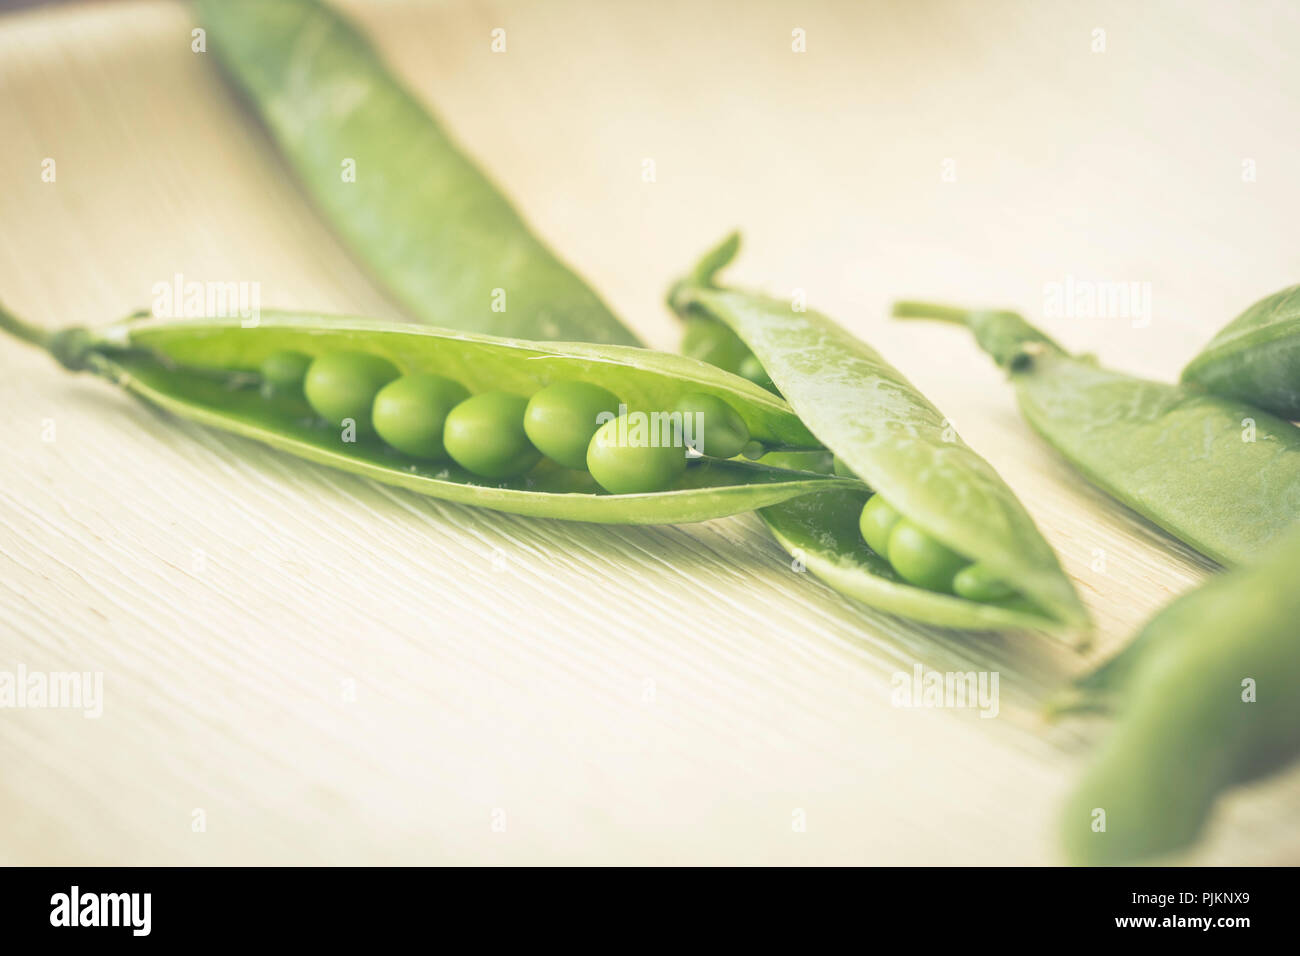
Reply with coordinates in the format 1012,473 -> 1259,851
952,563 -> 1016,602
522,381 -> 620,470
372,374 -> 469,460
586,415 -> 687,494
260,349 -> 311,393
887,520 -> 968,593
303,350 -> 400,435
858,494 -> 901,556
443,392 -> 541,479
674,392 -> 749,459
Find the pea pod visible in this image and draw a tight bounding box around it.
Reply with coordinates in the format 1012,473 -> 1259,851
1060,522 -> 1300,865
669,236 -> 1089,635
1181,283 -> 1300,420
0,305 -> 859,524
895,302 -> 1300,567
197,0 -> 641,347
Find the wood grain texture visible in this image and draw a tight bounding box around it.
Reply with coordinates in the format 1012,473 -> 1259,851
0,0 -> 1297,865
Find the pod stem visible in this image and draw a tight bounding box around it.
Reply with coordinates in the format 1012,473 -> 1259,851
667,231 -> 742,316
891,300 -> 975,325
687,230 -> 741,288
893,299 -> 1068,370
0,300 -> 54,352
0,300 -> 100,372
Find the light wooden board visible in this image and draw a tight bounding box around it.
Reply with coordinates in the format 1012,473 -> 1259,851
0,0 -> 1297,865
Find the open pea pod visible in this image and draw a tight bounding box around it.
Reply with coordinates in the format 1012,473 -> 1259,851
197,0 -> 642,347
895,302 -> 1300,567
669,236 -> 1089,635
1059,522 -> 1300,865
1,305 -> 858,524
1181,283 -> 1300,420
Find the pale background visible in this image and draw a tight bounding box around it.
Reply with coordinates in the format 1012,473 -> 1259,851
1,0 -> 1296,864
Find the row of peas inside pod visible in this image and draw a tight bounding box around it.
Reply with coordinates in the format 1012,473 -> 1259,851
830,458 -> 1020,604
264,348 -> 1014,604
260,349 -> 756,493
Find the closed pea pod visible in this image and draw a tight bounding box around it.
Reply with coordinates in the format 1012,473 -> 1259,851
1060,522 -> 1300,864
895,301 -> 1300,567
197,0 -> 641,348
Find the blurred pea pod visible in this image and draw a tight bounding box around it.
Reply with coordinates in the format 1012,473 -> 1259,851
894,302 -> 1300,567
1182,283 -> 1300,421
1059,521 -> 1300,865
197,0 -> 642,347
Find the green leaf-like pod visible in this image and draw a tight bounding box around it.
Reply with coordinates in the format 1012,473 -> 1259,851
670,236 -> 1088,635
0,306 -> 857,525
196,0 -> 642,347
896,301 -> 1300,567
1181,283 -> 1300,420
1060,522 -> 1300,865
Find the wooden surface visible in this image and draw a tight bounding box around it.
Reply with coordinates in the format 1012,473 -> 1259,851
1,0 -> 1297,865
